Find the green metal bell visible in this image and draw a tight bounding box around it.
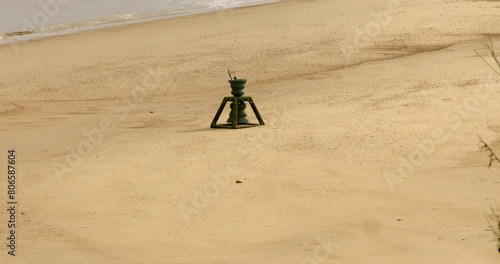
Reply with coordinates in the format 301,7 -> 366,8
210,74 -> 265,129
227,79 -> 249,124
229,79 -> 247,97
227,101 -> 249,124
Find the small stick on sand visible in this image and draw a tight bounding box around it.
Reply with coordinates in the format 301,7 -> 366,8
478,135 -> 500,168
474,35 -> 500,76
488,36 -> 500,70
485,205 -> 500,253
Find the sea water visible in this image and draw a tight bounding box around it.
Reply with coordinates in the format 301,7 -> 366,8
0,0 -> 277,44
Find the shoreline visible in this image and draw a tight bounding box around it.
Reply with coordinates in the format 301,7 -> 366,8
0,0 -> 280,47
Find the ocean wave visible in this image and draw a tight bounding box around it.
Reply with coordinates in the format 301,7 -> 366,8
0,0 -> 278,45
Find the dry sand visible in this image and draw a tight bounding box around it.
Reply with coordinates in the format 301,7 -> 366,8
1,0 -> 500,263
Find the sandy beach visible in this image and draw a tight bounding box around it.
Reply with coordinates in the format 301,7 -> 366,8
1,0 -> 500,263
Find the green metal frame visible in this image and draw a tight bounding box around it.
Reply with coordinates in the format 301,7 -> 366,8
211,96 -> 265,129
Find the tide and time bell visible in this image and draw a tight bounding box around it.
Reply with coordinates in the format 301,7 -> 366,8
210,70 -> 265,129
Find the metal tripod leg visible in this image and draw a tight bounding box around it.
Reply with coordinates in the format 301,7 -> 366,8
248,97 -> 265,125
211,98 -> 228,128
